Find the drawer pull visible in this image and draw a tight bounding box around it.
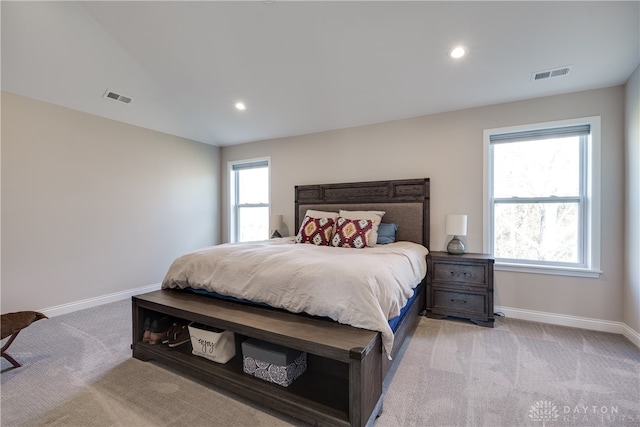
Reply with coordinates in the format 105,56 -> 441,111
450,298 -> 467,304
449,271 -> 469,277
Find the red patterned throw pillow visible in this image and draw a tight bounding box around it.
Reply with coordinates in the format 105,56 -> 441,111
331,217 -> 374,249
295,216 -> 335,246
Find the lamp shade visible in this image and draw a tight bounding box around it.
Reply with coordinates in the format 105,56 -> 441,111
445,214 -> 467,236
269,214 -> 283,230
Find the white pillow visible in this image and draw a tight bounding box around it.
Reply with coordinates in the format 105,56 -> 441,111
304,209 -> 339,219
338,210 -> 385,246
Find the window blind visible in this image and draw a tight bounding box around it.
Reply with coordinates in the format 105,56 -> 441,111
232,160 -> 268,171
490,124 -> 590,144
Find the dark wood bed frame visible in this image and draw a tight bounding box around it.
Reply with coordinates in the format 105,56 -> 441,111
131,178 -> 430,427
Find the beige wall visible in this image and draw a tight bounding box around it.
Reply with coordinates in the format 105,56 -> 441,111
1,91 -> 220,313
625,66 -> 640,334
2,84 -> 631,332
221,86 -> 626,323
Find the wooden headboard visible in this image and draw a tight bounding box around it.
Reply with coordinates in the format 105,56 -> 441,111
295,178 -> 430,249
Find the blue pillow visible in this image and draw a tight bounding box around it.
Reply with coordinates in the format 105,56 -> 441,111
377,223 -> 398,245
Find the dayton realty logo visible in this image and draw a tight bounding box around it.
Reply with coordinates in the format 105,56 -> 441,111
529,401 -> 635,425
529,400 -> 560,426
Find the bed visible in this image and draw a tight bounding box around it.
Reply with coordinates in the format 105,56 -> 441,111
131,178 -> 430,427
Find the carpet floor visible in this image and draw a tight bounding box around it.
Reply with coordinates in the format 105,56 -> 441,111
1,299 -> 638,426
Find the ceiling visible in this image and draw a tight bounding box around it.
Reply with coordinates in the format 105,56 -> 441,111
2,1 -> 639,147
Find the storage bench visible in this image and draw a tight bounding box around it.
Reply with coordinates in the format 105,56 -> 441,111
131,289 -> 387,427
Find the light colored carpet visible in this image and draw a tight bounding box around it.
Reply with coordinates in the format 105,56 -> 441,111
1,300 -> 638,426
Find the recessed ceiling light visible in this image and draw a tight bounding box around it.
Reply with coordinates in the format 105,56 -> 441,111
235,102 -> 246,111
449,46 -> 466,59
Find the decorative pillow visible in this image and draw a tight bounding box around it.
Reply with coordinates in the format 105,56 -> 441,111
338,210 -> 385,246
331,217 -> 374,249
295,216 -> 335,245
377,223 -> 398,244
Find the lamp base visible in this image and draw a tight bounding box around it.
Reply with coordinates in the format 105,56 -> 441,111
447,236 -> 465,254
270,230 -> 282,239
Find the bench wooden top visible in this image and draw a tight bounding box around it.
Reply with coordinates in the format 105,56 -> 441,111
133,289 -> 380,362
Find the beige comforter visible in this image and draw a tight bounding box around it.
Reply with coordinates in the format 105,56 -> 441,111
161,237 -> 428,355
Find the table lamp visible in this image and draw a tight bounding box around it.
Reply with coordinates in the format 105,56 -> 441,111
445,214 -> 467,254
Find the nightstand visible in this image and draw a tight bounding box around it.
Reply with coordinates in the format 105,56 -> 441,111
426,251 -> 494,327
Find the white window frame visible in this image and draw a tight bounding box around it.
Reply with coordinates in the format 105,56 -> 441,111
483,117 -> 601,278
228,157 -> 271,243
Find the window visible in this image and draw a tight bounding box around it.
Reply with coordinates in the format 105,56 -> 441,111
229,158 -> 270,242
484,117 -> 601,277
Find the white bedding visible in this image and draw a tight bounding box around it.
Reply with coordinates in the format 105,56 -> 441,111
161,237 -> 428,356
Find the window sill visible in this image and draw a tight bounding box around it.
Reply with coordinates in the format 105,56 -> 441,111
495,262 -> 602,278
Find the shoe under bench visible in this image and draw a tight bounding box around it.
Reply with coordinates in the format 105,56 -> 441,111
131,289 -> 385,427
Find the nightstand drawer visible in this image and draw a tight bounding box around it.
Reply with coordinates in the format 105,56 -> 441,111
432,289 -> 486,316
433,262 -> 487,287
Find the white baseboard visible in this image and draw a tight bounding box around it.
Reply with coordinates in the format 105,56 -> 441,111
621,323 -> 640,348
40,283 -> 162,318
495,305 -> 640,348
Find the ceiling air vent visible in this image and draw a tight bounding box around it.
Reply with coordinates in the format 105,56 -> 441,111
531,65 -> 571,81
103,89 -> 132,104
